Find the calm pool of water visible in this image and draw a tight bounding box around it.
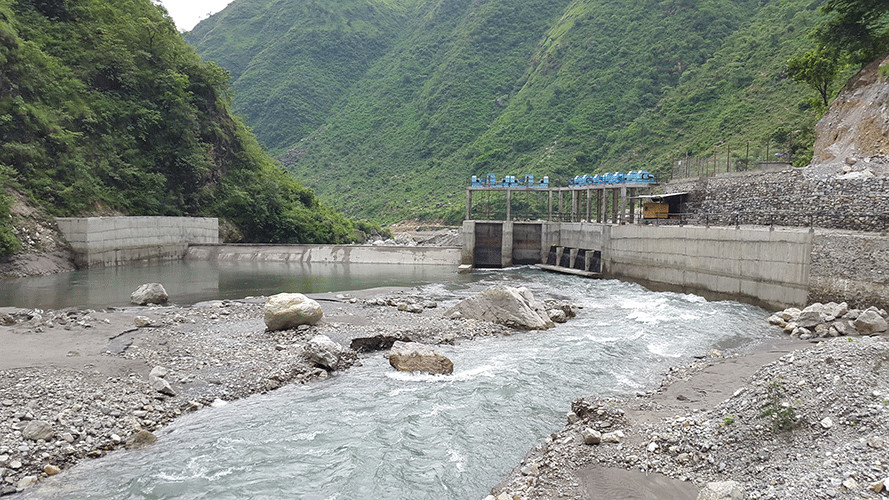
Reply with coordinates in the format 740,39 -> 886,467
0,260 -> 466,309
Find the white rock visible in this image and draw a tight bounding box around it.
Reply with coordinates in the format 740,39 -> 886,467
16,476 -> 38,490
305,335 -> 343,370
796,310 -> 824,328
264,293 -> 323,331
820,417 -> 834,429
22,420 -> 53,441
779,308 -> 801,321
130,283 -> 168,305
832,319 -> 857,336
397,303 -> 424,314
520,463 -> 539,476
647,441 -> 659,452
843,477 -> 859,490
149,375 -> 175,396
581,427 -> 601,445
149,366 -> 169,379
601,430 -> 624,443
134,316 -> 151,327
446,286 -> 554,330
853,310 -> 888,335
389,341 -> 453,375
837,169 -> 875,180
697,481 -> 744,500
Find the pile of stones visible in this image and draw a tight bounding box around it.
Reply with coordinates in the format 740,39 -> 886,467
768,302 -> 888,339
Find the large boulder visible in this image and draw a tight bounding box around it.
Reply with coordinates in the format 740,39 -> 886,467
305,335 -> 343,370
130,283 -> 168,305
796,303 -> 826,328
854,310 -> 888,335
447,286 -> 554,330
389,341 -> 453,375
264,293 -> 323,331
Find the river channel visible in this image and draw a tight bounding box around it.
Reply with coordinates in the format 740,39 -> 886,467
18,266 -> 777,499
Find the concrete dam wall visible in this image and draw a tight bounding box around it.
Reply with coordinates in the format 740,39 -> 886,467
56,217 -> 218,268
186,244 -> 460,265
54,216 -> 461,268
462,220 -> 823,310
606,225 -> 811,310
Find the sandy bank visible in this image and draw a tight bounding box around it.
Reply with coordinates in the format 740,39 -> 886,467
491,336 -> 889,500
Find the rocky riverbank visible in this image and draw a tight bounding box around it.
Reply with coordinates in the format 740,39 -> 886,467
490,335 -> 889,500
0,288 -> 516,495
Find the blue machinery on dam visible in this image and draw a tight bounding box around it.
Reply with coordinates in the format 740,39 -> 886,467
465,170 -> 659,223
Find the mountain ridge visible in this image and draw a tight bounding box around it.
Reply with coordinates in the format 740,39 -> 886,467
189,0 -> 828,223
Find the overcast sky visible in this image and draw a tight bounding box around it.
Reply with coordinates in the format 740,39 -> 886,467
158,0 -> 235,31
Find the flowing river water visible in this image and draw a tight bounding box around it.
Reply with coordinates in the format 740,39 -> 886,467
15,266 -> 777,500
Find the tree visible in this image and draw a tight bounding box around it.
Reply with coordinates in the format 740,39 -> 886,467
786,48 -> 844,109
816,0 -> 889,63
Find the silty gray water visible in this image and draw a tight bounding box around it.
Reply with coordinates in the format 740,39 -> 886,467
23,269 -> 777,499
0,261 -> 465,309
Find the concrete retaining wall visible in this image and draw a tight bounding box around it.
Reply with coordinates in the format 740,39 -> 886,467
186,244 -> 461,265
56,217 -> 218,268
808,230 -> 889,310
606,225 -> 812,309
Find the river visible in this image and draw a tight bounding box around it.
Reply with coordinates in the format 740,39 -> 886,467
19,267 -> 776,499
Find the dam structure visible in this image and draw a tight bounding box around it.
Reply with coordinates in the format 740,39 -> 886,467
460,169 -> 889,311
460,220 -> 812,311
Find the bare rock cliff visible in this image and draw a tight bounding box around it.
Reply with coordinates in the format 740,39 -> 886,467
811,53 -> 889,174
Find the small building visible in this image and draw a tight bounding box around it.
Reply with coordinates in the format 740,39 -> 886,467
634,192 -> 688,220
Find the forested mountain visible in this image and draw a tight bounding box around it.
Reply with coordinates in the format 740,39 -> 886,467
189,0 -> 830,223
0,0 -> 362,257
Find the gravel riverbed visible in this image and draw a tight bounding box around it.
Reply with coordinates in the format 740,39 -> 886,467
0,289 -> 507,495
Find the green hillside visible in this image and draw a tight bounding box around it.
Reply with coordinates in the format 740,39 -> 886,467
186,0 -> 419,154
189,0 -> 832,224
0,0 -> 361,256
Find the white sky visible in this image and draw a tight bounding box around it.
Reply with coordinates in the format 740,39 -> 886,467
157,0 -> 236,31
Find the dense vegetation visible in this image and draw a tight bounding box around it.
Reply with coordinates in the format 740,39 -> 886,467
189,0 -> 856,224
0,0 -> 362,256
